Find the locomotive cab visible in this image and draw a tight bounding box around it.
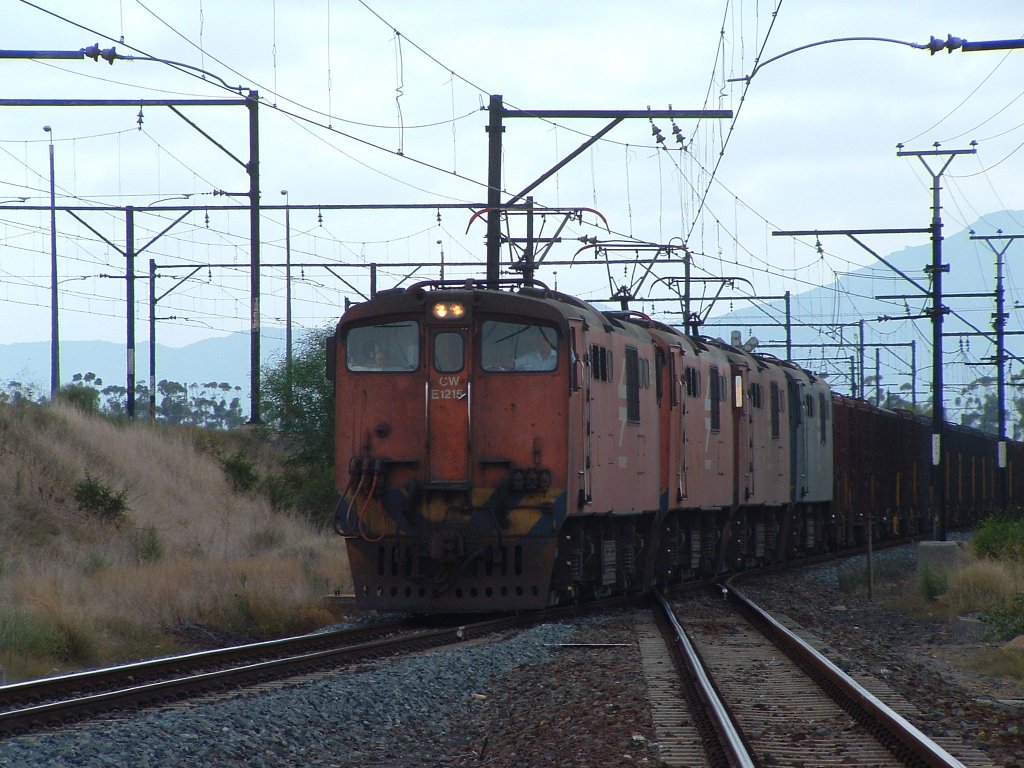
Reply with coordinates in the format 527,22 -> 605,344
331,282 -> 574,612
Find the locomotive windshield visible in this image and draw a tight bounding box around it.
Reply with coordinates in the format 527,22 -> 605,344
346,321 -> 420,371
481,320 -> 558,372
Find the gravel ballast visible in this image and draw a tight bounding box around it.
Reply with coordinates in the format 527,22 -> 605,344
0,622 -> 591,768
2,543 -> 1022,766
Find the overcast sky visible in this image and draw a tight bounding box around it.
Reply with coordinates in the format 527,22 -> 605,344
1,0 -> 1022,353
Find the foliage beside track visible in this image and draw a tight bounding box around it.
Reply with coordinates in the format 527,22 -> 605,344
967,510 -> 1024,646
971,510 -> 1024,564
257,325 -> 337,526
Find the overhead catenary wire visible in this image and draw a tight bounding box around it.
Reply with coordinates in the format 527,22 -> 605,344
4,4 -> 1019,403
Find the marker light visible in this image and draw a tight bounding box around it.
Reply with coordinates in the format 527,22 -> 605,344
733,375 -> 744,408
432,302 -> 465,319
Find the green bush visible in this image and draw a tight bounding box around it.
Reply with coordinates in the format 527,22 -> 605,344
982,594 -> 1024,641
972,514 -> 1024,563
73,473 -> 129,523
132,525 -> 164,563
0,608 -> 96,665
920,563 -> 948,601
50,617 -> 97,664
220,450 -> 259,492
57,383 -> 101,414
0,608 -> 53,657
261,464 -> 335,525
83,553 -> 111,576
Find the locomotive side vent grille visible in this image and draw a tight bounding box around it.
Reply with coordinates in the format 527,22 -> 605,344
618,536 -> 635,576
601,540 -> 617,586
569,551 -> 583,582
689,526 -> 702,568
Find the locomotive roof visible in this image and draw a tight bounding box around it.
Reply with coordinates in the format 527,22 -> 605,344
337,282 -> 822,385
338,280 -> 643,337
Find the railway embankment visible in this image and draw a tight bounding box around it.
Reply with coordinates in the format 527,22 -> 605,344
0,399 -> 350,683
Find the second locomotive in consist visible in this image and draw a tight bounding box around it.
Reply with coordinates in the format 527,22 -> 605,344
330,279 -> 1016,612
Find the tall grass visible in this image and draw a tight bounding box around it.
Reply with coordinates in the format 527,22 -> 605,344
943,559 -> 1022,615
0,401 -> 351,682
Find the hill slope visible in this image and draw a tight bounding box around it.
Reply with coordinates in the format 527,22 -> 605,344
0,401 -> 349,682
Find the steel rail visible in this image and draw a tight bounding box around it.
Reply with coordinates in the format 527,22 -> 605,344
654,591 -> 755,768
722,578 -> 968,768
0,618 -> 422,710
1,598 -> 638,738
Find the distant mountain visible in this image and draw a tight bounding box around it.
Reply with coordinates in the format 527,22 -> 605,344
0,329 -> 287,395
706,209 -> 1024,409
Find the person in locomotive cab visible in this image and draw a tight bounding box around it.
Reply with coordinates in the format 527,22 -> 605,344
352,340 -> 389,371
372,345 -> 389,369
515,328 -> 557,371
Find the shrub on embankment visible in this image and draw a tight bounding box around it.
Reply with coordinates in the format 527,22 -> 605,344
0,400 -> 350,683
837,511 -> 1024,682
963,510 -> 1024,641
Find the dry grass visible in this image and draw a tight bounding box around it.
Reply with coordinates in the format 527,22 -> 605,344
889,549 -> 1022,619
884,542 -> 1024,685
943,558 -> 1024,616
969,646 -> 1024,681
0,401 -> 351,683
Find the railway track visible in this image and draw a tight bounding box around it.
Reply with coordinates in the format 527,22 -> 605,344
0,571 -> 1006,763
0,609 -> 582,739
0,617 -> 421,711
647,585 -> 992,768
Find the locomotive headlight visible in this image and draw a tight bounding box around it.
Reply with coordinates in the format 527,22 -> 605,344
511,469 -> 526,492
538,469 -> 552,491
432,302 -> 465,319
525,469 -> 539,491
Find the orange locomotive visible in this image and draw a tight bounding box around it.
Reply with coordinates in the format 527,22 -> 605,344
329,279 -> 1008,612
330,279 -> 835,612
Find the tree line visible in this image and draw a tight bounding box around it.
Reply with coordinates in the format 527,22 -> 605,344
1,373 -> 247,430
